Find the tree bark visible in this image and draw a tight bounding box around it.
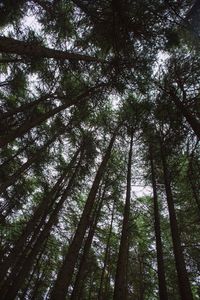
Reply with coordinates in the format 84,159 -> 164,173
0,124 -> 71,196
50,127 -> 119,300
149,144 -> 168,300
0,147 -> 80,282
0,36 -> 103,63
113,130 -> 133,300
0,85 -> 99,148
156,83 -> 200,140
160,142 -> 193,300
0,136 -> 36,169
70,187 -> 105,300
20,240 -> 47,300
98,199 -> 115,300
188,159 -> 200,214
0,153 -> 82,300
0,137 -> 54,195
0,93 -> 53,121
170,89 -> 200,140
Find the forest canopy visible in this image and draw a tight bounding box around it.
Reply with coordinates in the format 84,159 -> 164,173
0,1 -> 199,299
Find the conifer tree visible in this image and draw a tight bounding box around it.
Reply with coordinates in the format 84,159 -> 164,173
0,1 -> 199,299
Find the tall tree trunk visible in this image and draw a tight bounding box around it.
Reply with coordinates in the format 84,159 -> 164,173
0,147 -> 81,281
0,153 -> 82,300
0,93 -> 53,122
20,240 -> 48,300
138,254 -> 145,300
0,36 -> 103,63
188,159 -> 200,214
169,89 -> 200,139
160,142 -> 193,300
0,86 -> 98,148
0,135 -> 55,195
29,268 -> 46,300
98,199 -> 115,300
88,271 -> 94,300
113,130 -> 133,300
189,174 -> 200,213
0,136 -> 37,169
50,127 -> 119,300
149,144 -> 168,300
0,123 -> 72,196
156,84 -> 200,139
70,187 -> 105,300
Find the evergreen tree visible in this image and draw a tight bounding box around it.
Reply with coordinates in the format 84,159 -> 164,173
0,1 -> 199,299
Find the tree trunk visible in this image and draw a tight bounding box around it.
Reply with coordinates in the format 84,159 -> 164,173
0,138 -> 53,195
160,142 -> 193,300
170,90 -> 200,139
88,272 -> 94,300
0,124 -> 71,196
98,199 -> 115,300
113,130 -> 133,300
0,36 -> 103,63
50,127 -> 119,300
138,254 -> 145,300
0,153 -> 81,300
0,93 -> 53,121
0,147 -> 81,282
20,240 -> 47,300
188,159 -> 200,214
149,144 -> 168,300
70,187 -> 105,300
29,268 -> 45,300
0,136 -> 37,169
0,86 -> 98,148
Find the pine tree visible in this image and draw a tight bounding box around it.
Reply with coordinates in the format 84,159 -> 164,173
0,1 -> 199,299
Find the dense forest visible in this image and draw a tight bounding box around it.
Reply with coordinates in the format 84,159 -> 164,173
0,1 -> 199,299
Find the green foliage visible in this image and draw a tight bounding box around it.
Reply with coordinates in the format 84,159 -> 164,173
0,0 -> 26,27
0,1 -> 199,299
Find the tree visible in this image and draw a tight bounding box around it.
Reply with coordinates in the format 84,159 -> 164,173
149,142 -> 169,300
160,137 -> 193,300
0,1 -> 199,299
0,36 -> 103,63
50,126 -> 120,299
113,128 -> 134,300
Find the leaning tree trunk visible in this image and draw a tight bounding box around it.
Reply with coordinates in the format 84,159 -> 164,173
0,93 -> 54,122
0,120 -> 73,197
98,199 -> 115,300
0,85 -> 99,148
113,130 -> 133,300
0,134 -> 58,195
50,126 -> 120,300
0,36 -> 103,63
188,158 -> 200,214
71,186 -> 105,300
160,142 -> 193,300
0,152 -> 82,300
169,89 -> 200,140
0,146 -> 81,281
20,239 -> 48,300
0,136 -> 37,169
149,144 -> 168,300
